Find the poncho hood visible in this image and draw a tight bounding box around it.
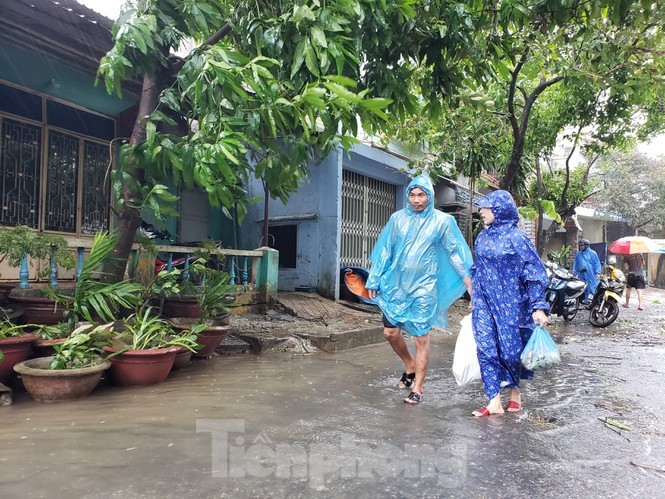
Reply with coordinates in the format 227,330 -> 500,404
405,175 -> 435,216
475,190 -> 519,227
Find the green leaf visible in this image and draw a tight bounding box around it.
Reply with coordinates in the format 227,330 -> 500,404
304,40 -> 320,77
323,81 -> 361,103
310,26 -> 328,48
291,38 -> 306,79
360,97 -> 393,111
146,121 -> 156,147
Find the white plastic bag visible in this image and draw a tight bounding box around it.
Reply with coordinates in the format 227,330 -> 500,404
452,314 -> 481,386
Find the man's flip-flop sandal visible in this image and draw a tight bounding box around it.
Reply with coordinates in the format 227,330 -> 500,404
506,401 -> 522,412
404,391 -> 422,404
397,372 -> 416,389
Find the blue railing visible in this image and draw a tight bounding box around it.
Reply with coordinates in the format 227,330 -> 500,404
9,244 -> 274,292
132,244 -> 265,287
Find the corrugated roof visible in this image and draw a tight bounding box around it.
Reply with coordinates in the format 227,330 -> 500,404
1,0 -> 114,73
575,206 -> 625,222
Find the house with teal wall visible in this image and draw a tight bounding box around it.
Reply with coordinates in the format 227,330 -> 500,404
0,0 -> 237,281
242,143 -> 414,298
1,0 -> 471,298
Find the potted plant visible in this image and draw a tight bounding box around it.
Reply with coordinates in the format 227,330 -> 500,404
2,225 -> 76,324
153,267 -> 201,319
43,231 -> 144,329
0,315 -> 38,384
12,323 -> 115,402
158,242 -> 226,319
167,262 -> 236,357
32,322 -> 72,358
103,307 -> 201,387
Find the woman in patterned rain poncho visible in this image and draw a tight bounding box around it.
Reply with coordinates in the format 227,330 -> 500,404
366,174 -> 473,405
471,190 -> 549,417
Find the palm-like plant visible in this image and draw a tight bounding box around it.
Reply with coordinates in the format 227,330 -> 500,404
44,231 -> 144,330
49,322 -> 116,369
196,267 -> 236,323
117,307 -> 202,351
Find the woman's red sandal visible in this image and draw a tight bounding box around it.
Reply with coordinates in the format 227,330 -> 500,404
506,401 -> 522,412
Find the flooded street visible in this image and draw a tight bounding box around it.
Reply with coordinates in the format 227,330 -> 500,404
1,291 -> 664,497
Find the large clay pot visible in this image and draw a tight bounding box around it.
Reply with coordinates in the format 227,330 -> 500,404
13,357 -> 111,402
9,295 -> 65,325
171,321 -> 230,358
171,346 -> 192,371
103,346 -> 178,387
32,338 -> 67,358
0,283 -> 16,305
162,296 -> 200,319
194,326 -> 230,357
0,334 -> 37,383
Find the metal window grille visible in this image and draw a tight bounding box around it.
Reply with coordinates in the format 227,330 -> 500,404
0,87 -> 112,234
0,118 -> 41,227
341,170 -> 396,268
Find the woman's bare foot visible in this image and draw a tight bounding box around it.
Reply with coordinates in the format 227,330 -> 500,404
472,406 -> 504,417
507,389 -> 521,412
472,394 -> 504,417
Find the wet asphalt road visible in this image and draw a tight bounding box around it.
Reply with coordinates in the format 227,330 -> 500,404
1,291 -> 664,498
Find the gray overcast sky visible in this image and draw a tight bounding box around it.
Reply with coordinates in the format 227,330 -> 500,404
79,0 -> 122,20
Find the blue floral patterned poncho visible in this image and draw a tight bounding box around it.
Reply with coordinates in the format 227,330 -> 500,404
471,190 -> 550,399
365,175 -> 473,336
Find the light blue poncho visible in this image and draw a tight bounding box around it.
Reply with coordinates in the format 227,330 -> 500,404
365,175 -> 473,335
573,247 -> 601,300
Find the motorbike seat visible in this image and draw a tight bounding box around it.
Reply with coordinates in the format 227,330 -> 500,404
568,281 -> 586,292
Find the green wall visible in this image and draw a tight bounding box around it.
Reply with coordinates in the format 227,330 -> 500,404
0,40 -> 135,116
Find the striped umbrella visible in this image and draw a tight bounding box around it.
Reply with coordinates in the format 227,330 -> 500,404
608,236 -> 660,254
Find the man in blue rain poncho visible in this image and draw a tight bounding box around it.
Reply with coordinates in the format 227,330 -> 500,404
471,190 -> 549,417
573,239 -> 601,303
366,175 -> 473,405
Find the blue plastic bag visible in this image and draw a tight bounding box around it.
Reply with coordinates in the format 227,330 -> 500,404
520,325 -> 561,371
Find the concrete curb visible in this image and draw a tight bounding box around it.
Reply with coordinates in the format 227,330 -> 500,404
232,325 -> 386,354
297,326 -> 385,352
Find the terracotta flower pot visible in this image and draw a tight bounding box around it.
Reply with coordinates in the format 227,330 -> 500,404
171,321 -> 230,358
13,356 -> 111,402
0,334 -> 37,383
0,283 -> 16,305
162,296 -> 200,319
194,326 -> 230,357
32,338 -> 67,358
103,346 -> 178,387
171,346 -> 193,370
9,295 -> 65,325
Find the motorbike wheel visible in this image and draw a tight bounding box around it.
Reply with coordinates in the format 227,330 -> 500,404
563,306 -> 578,322
589,299 -> 620,328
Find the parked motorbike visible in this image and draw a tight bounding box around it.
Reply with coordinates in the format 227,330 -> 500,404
588,265 -> 626,328
544,261 -> 587,322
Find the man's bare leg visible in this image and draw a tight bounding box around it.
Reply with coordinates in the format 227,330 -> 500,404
384,327 -> 416,384
637,288 -> 644,310
411,333 -> 430,395
404,333 -> 430,404
623,288 -> 631,308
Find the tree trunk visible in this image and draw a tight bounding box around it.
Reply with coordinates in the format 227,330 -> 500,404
564,217 -> 579,269
103,73 -> 162,283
